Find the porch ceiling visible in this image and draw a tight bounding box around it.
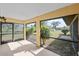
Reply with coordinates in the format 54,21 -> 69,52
23,4 -> 79,24
0,3 -> 79,24
0,3 -> 71,20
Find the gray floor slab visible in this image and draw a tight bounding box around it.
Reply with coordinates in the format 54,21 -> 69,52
0,40 -> 59,56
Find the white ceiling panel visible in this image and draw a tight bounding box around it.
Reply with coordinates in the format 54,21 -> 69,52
0,3 -> 72,20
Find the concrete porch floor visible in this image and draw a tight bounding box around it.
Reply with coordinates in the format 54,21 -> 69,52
0,40 -> 59,56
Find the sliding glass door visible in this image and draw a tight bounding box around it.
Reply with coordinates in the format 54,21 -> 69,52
14,24 -> 24,41
26,23 -> 36,44
0,23 -> 24,44
2,23 -> 12,43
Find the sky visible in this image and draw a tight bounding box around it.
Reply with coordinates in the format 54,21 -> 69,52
27,18 -> 66,28
27,23 -> 35,28
46,18 -> 66,27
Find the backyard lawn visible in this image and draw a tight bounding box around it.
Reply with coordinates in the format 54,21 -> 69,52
44,30 -> 76,56
45,39 -> 75,56
50,29 -> 70,38
50,30 -> 62,38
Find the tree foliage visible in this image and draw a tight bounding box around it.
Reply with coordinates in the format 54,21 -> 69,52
51,21 -> 60,30
61,27 -> 69,35
41,25 -> 50,39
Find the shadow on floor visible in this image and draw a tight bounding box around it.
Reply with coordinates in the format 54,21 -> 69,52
0,40 -> 60,56
0,40 -> 37,56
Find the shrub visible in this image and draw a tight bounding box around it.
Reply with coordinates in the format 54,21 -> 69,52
41,25 -> 50,45
32,26 -> 36,32
41,25 -> 50,39
61,29 -> 69,35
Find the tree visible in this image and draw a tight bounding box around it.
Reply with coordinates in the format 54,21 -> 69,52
7,25 -> 12,32
61,26 -> 69,35
51,21 -> 60,31
61,29 -> 69,35
41,21 -> 47,26
2,24 -> 12,32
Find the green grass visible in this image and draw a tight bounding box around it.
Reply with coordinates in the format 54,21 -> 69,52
46,39 -> 75,56
45,29 -> 75,56
49,30 -> 63,38
49,29 -> 70,38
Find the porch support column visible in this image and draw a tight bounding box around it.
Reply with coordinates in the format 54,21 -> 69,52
36,20 -> 41,47
23,24 -> 26,40
0,22 -> 2,45
12,23 -> 14,41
